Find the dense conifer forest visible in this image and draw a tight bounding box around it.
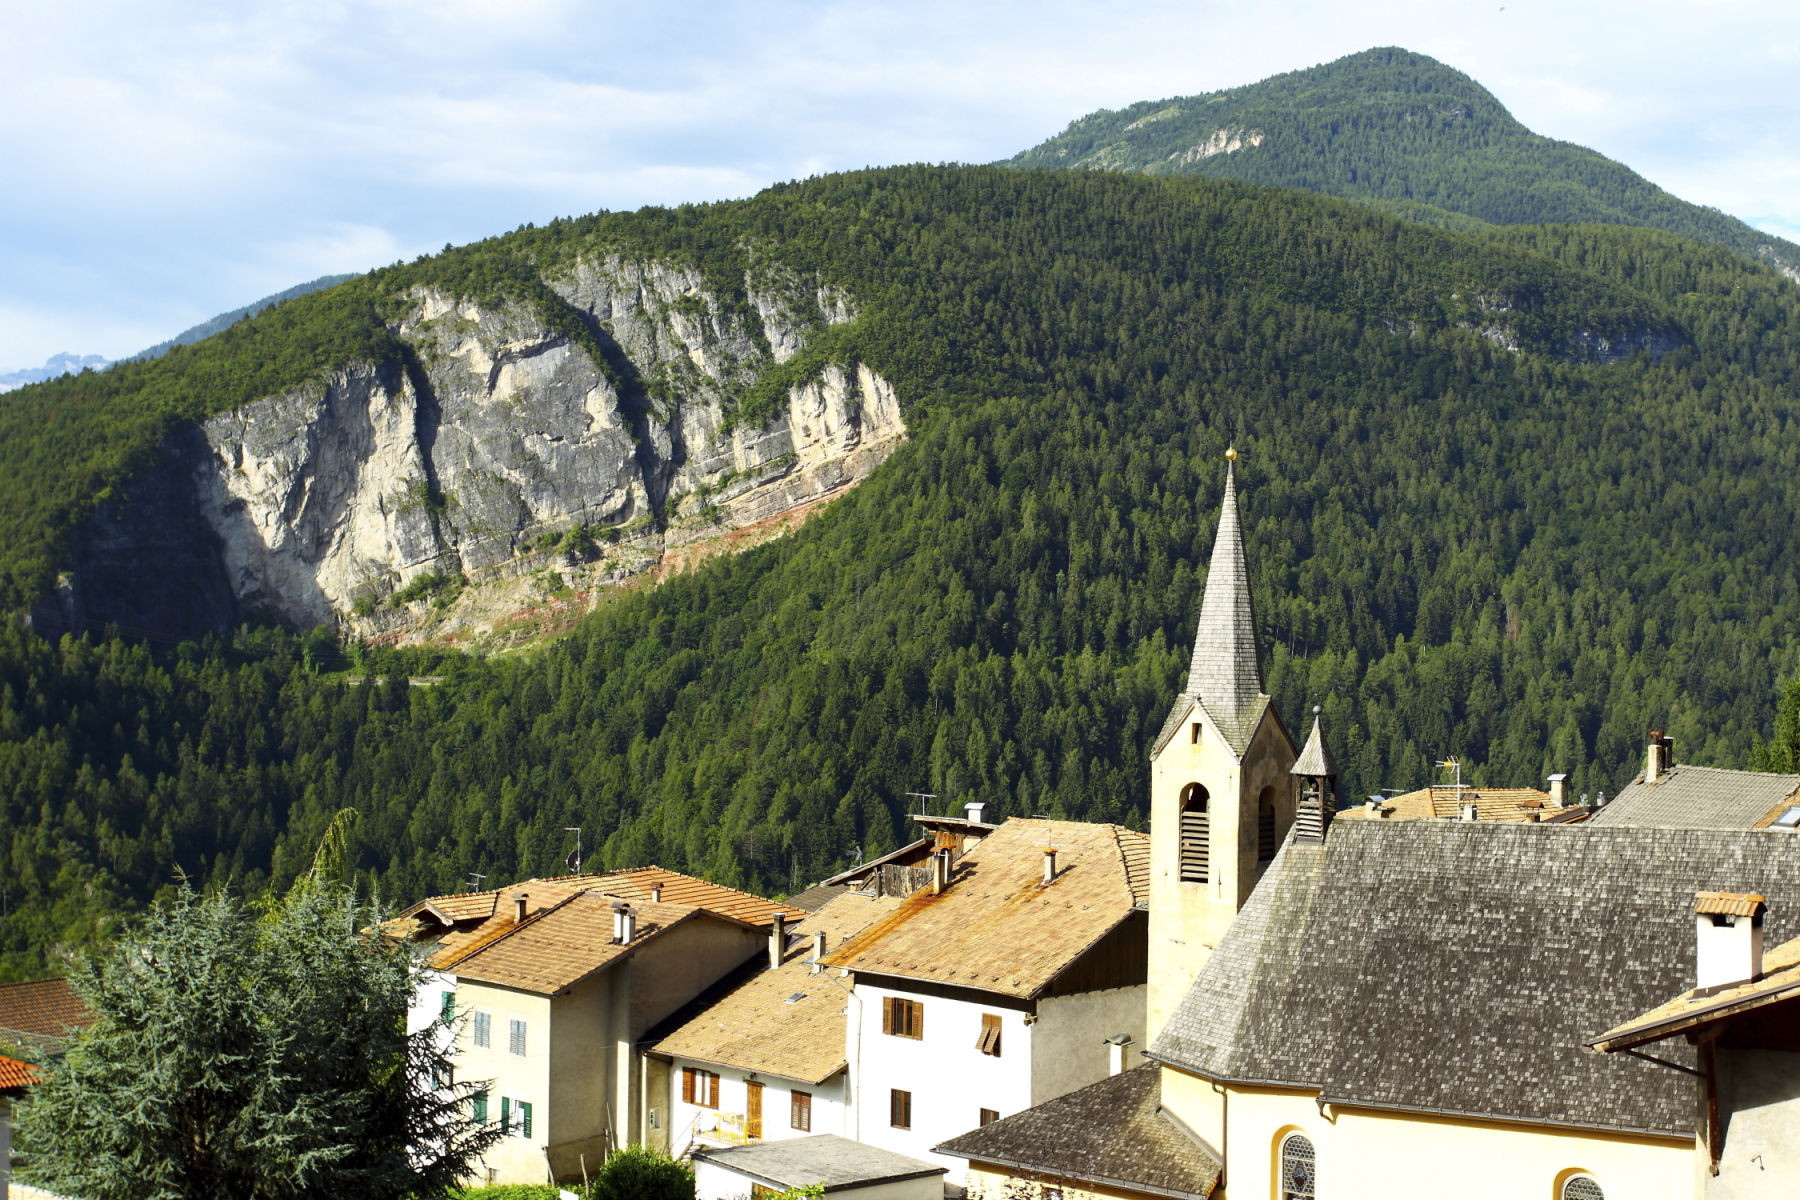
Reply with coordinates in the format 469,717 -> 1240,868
4,164 -> 1800,979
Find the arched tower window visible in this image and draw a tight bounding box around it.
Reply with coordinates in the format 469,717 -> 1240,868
1279,1133 -> 1315,1200
1561,1177 -> 1603,1200
1179,784 -> 1210,883
1257,786 -> 1277,864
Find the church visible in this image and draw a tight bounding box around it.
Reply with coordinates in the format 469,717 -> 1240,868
937,452 -> 1800,1200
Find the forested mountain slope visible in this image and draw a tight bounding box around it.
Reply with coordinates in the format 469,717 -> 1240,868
1005,47 -> 1800,280
4,165 -> 1800,978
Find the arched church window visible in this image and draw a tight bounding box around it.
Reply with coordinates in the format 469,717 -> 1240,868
1179,784 -> 1209,883
1257,786 -> 1276,864
1279,1133 -> 1315,1199
1561,1177 -> 1603,1200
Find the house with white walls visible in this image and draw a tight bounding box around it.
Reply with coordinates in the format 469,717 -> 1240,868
815,816 -> 1150,1184
651,892 -> 904,1154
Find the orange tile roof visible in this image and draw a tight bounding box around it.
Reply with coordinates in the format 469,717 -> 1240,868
1695,891 -> 1766,917
1589,935 -> 1800,1053
1336,786 -> 1573,823
0,1053 -> 42,1091
821,819 -> 1147,1000
652,893 -> 905,1083
0,977 -> 94,1040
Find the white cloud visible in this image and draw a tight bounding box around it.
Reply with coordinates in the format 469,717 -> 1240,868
2,0 -> 1798,365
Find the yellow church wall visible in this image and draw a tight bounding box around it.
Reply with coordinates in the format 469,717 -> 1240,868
965,1161 -> 1154,1200
1147,702 -> 1296,1041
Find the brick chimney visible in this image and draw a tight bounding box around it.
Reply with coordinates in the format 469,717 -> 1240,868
1646,730 -> 1674,784
1547,773 -> 1569,807
769,912 -> 787,970
1695,892 -> 1765,993
512,893 -> 529,923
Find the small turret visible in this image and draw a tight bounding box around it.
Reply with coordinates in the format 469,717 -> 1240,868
1291,707 -> 1339,843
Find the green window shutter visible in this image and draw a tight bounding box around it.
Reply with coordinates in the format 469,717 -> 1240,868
440,990 -> 455,1024
472,1090 -> 488,1124
520,1101 -> 533,1138
501,1096 -> 512,1135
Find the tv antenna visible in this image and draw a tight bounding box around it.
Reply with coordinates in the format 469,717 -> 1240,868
565,827 -> 583,875
904,791 -> 940,816
466,871 -> 487,894
1436,757 -> 1466,796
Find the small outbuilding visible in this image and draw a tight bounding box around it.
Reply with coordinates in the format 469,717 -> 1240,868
693,1133 -> 946,1200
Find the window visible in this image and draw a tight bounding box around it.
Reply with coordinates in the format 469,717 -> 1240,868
518,1100 -> 533,1139
980,1108 -> 1000,1126
1280,1133 -> 1315,1200
1179,784 -> 1210,883
883,996 -> 923,1039
1562,1177 -> 1603,1200
473,1010 -> 491,1049
430,1060 -> 453,1091
1257,787 -> 1276,864
508,1017 -> 527,1057
1190,722 -> 1201,744
791,1090 -> 812,1132
471,1089 -> 488,1125
746,1080 -> 764,1140
682,1067 -> 720,1109
439,990 -> 455,1024
890,1088 -> 912,1129
976,1012 -> 1002,1056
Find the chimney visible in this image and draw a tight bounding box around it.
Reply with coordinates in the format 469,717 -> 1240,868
1363,796 -> 1381,815
1695,892 -> 1766,992
812,928 -> 827,972
931,849 -> 950,895
769,912 -> 787,970
650,883 -> 663,903
1646,730 -> 1673,784
1042,848 -> 1058,885
512,893 -> 529,923
1104,1034 -> 1133,1076
1547,773 -> 1569,807
611,902 -> 636,945
964,801 -> 986,824
1459,800 -> 1479,823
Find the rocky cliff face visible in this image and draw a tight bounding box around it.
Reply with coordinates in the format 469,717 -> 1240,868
37,257 -> 904,643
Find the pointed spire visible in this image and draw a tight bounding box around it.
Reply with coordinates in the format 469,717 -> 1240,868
1185,449 -> 1266,718
1292,708 -> 1339,779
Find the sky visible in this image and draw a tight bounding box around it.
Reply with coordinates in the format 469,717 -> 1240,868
2,0 -> 1797,367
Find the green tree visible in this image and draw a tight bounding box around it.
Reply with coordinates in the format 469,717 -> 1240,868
16,877 -> 499,1200
1754,676 -> 1800,773
589,1145 -> 694,1200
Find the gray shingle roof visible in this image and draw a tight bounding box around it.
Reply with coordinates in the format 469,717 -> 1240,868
1291,713 -> 1338,778
693,1134 -> 944,1191
935,1065 -> 1221,1200
1588,764 -> 1800,830
1149,820 -> 1800,1138
1182,459 -> 1267,757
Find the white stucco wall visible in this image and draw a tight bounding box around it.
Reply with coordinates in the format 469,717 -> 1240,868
855,983 -> 1035,1183
694,1157 -> 941,1200
666,1058 -> 846,1150
456,981 -> 555,1184
1160,1067 -> 1691,1200
1030,986 -> 1146,1106
1710,1047 -> 1800,1200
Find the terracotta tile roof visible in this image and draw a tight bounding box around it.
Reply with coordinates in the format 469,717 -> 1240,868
1589,935 -> 1800,1053
651,893 -> 904,1083
936,1065 -> 1220,1200
0,1053 -> 43,1091
1335,786 -> 1567,823
400,866 -> 802,936
0,977 -> 94,1041
435,892 -> 761,994
820,819 -> 1146,999
1694,891 -> 1765,917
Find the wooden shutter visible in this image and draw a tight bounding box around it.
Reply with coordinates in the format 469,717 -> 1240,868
705,1070 -> 719,1109
745,1081 -> 763,1140
519,1100 -> 533,1138
890,1088 -> 911,1129
500,1096 -> 512,1134
882,997 -> 894,1035
682,1067 -> 695,1104
791,1090 -> 812,1132
980,1108 -> 1000,1126
977,1012 -> 1002,1055
911,1000 -> 923,1039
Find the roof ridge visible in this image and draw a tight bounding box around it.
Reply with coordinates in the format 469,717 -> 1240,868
437,888 -> 590,970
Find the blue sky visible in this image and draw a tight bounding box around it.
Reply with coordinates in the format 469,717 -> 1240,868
3,0 -> 1797,367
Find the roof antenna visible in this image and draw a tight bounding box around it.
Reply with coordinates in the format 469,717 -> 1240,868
904,791 -> 939,816
466,871 -> 487,894
565,827 -> 583,875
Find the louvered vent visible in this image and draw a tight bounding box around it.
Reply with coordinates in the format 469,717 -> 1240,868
1179,785 -> 1210,883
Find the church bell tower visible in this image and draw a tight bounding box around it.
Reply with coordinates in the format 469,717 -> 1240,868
1146,448 -> 1300,1041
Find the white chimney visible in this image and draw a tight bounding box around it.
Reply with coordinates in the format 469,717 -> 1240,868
965,801 -> 986,824
931,849 -> 950,895
617,903 -> 636,944
1695,892 -> 1765,992
812,928 -> 827,972
650,883 -> 663,903
1646,730 -> 1673,784
1459,801 -> 1479,823
1547,773 -> 1568,807
1104,1034 -> 1133,1076
1042,848 -> 1058,885
769,912 -> 787,970
512,893 -> 529,923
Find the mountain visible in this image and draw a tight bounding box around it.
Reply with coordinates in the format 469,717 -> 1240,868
0,352 -> 109,394
1004,47 -> 1800,281
3,165 -> 1800,979
128,273 -> 360,361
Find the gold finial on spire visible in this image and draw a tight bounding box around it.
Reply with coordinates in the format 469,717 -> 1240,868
1225,445 -> 1237,461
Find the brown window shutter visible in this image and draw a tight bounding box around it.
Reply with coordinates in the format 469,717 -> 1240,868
707,1071 -> 719,1109
745,1081 -> 763,1140
882,997 -> 894,1035
911,1000 -> 923,1039
978,1012 -> 1001,1055
791,1090 -> 812,1131
681,1067 -> 694,1104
